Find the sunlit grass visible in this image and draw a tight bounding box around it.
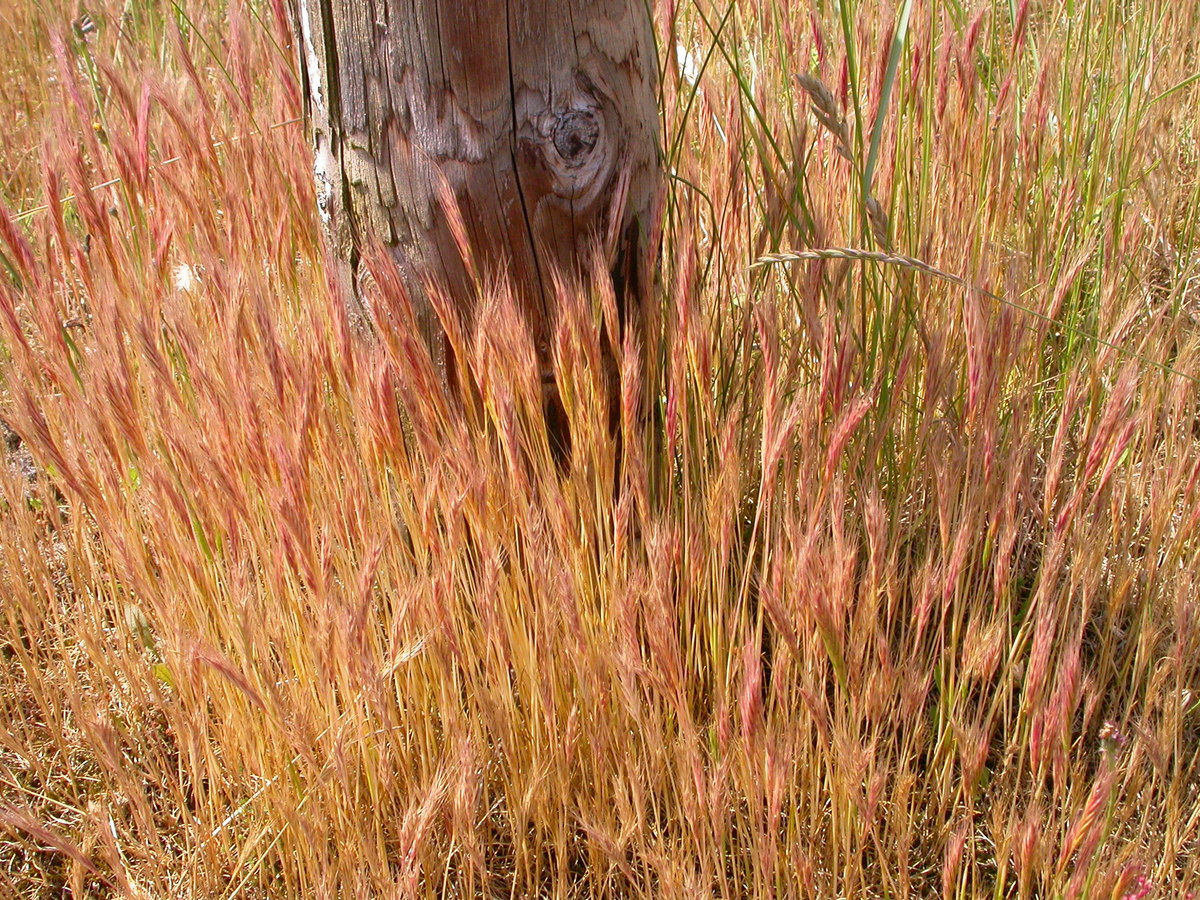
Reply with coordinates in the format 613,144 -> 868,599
1,0 -> 1198,897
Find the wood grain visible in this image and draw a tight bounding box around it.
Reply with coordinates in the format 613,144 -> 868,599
293,0 -> 660,378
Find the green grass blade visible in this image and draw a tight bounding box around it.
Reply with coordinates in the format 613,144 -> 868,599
863,0 -> 913,199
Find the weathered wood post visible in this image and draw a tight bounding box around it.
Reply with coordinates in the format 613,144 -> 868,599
291,0 -> 661,392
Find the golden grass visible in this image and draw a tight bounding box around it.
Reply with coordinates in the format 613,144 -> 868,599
1,0 -> 1198,897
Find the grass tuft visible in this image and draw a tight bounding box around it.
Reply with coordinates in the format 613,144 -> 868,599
1,0 -> 1198,897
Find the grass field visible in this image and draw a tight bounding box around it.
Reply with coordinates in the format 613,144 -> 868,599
1,0 -> 1199,896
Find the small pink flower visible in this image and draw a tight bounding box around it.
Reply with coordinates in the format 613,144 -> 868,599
1117,866 -> 1152,900
1099,721 -> 1127,754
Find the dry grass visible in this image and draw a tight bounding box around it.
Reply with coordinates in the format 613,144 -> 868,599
1,0 -> 1198,897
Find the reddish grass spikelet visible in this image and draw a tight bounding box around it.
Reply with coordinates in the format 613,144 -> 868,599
935,26 -> 953,120
0,202 -> 39,282
1012,802 -> 1044,897
1084,364 -> 1138,484
1057,729 -> 1124,886
908,38 -> 924,99
963,7 -> 987,52
1012,0 -> 1031,56
820,391 -> 868,482
0,279 -> 34,360
0,809 -> 116,893
1044,639 -> 1082,780
809,11 -> 826,69
133,82 -> 153,192
942,819 -> 970,899
957,8 -> 988,103
739,635 -> 764,740
994,71 -> 1015,120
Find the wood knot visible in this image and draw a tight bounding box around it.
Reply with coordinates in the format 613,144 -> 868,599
523,76 -> 615,203
551,110 -> 600,165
